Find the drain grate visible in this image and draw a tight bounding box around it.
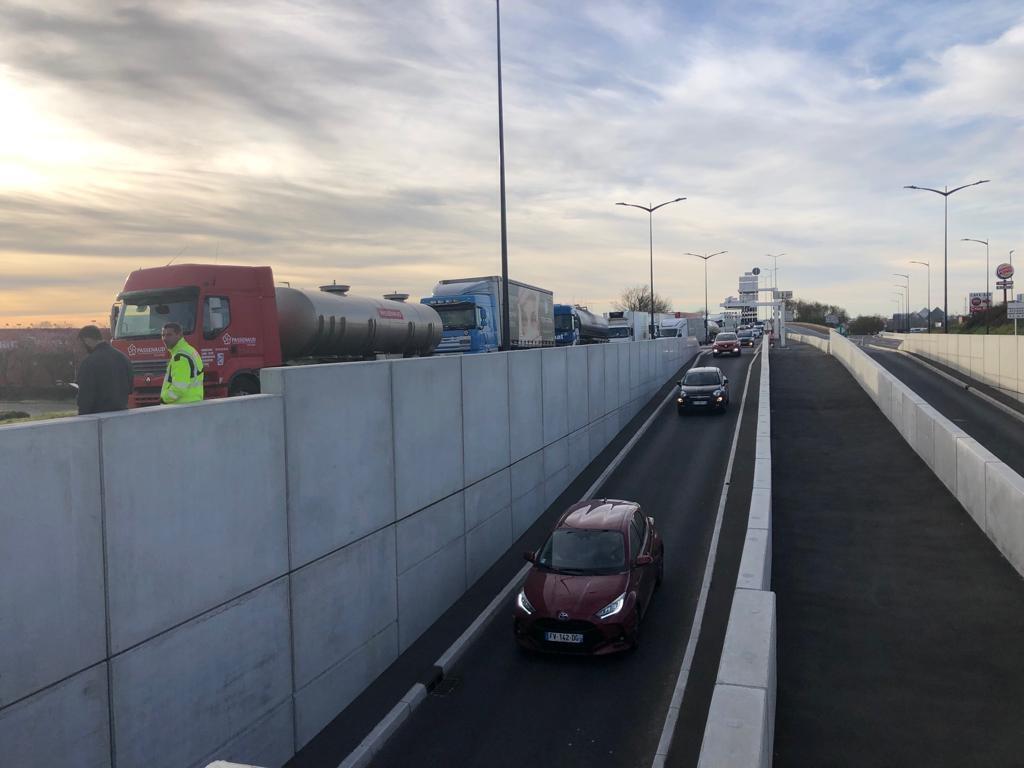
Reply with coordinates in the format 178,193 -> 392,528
430,675 -> 461,697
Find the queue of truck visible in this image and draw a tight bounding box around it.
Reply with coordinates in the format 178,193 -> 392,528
109,264 -> 670,406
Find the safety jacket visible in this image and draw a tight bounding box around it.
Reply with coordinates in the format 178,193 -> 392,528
161,337 -> 205,404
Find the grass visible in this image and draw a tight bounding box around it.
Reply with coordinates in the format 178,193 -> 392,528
0,409 -> 77,426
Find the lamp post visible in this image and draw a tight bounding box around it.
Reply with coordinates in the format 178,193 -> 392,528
767,253 -> 785,290
910,261 -> 930,332
893,288 -> 906,332
961,238 -> 990,334
891,298 -> 901,332
616,197 -> 687,339
892,284 -> 909,329
894,273 -> 910,331
686,251 -> 727,344
904,180 -> 990,332
495,0 -> 511,350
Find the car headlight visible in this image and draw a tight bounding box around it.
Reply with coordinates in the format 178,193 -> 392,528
713,389 -> 722,397
516,589 -> 534,615
596,592 -> 626,619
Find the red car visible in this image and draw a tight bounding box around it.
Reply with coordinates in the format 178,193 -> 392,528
712,332 -> 740,357
514,499 -> 664,654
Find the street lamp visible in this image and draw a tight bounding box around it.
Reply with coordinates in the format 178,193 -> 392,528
616,197 -> 687,339
495,0 -> 512,350
766,253 -> 785,290
685,251 -> 727,344
904,180 -> 990,332
894,285 -> 906,332
910,261 -> 930,333
891,298 -> 902,332
961,238 -> 990,333
894,273 -> 910,331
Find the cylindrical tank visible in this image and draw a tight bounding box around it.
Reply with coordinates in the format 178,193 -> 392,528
275,285 -> 442,359
574,307 -> 609,342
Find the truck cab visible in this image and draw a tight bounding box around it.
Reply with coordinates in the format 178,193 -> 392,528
111,264 -> 282,406
554,304 -> 580,346
420,292 -> 499,354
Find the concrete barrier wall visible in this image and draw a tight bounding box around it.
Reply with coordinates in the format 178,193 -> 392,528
699,343 -> 776,768
829,331 -> 1024,579
892,332 -> 1024,404
0,337 -> 697,768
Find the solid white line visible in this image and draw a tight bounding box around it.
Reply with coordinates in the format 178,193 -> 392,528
651,345 -> 763,768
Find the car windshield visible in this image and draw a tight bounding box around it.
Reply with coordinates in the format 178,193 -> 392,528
434,305 -> 477,331
554,314 -> 574,331
115,289 -> 198,339
608,326 -> 630,338
683,370 -> 720,386
738,331 -> 752,338
536,529 -> 625,574
716,333 -> 737,341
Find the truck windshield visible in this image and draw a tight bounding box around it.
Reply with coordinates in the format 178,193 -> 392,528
659,329 -> 680,338
554,314 -> 574,332
537,529 -> 625,574
115,288 -> 198,339
435,305 -> 477,331
608,327 -> 630,338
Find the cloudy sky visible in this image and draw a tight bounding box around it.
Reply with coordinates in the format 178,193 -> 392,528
1,0 -> 1022,326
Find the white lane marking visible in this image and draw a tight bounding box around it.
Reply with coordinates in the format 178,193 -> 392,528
436,349 -> 711,675
650,345 -> 763,768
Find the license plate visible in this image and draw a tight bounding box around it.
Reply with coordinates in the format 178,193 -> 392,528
544,631 -> 584,643
693,401 -> 707,406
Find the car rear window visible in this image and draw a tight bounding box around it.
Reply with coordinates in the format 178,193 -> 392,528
537,529 -> 626,573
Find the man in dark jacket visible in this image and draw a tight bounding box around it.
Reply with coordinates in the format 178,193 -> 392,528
76,325 -> 133,414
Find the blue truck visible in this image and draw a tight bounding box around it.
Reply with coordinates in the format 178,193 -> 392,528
554,304 -> 609,346
422,276 -> 555,353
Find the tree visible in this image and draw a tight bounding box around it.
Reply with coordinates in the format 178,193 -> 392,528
792,299 -> 848,326
848,315 -> 886,335
614,285 -> 672,314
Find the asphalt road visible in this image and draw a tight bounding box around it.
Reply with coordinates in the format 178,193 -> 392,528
772,343 -> 1024,767
365,348 -> 762,768
864,346 -> 1024,477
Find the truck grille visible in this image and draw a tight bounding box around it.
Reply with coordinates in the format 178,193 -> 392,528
437,336 -> 471,353
132,360 -> 167,377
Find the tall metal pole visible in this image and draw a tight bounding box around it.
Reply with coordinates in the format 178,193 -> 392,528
911,261 -> 930,333
894,273 -> 910,331
962,238 -> 991,334
649,206 -> 655,339
616,197 -> 686,339
496,0 -> 511,351
686,251 -> 726,344
905,179 -> 989,333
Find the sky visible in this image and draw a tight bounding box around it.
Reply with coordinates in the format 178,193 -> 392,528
1,0 -> 1022,327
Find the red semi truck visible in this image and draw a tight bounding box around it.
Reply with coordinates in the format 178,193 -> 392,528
111,264 -> 442,407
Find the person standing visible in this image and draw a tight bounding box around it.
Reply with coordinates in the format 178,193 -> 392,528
160,322 -> 205,405
76,325 -> 133,415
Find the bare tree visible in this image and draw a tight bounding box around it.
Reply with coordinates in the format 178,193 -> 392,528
614,285 -> 672,314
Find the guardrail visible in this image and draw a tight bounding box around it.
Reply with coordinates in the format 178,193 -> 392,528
823,331 -> 1024,579
787,331 -> 829,354
698,343 -> 776,767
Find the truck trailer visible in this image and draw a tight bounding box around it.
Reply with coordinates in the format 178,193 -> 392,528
554,304 -> 609,346
111,264 -> 442,406
422,276 -> 555,353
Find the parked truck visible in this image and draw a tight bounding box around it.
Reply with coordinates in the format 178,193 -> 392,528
554,304 -> 608,346
606,311 -> 632,342
421,276 -> 554,353
658,316 -> 693,339
110,264 -> 442,406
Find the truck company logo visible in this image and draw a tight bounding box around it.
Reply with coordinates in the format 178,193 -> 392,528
377,308 -> 405,320
126,344 -> 166,356
222,333 -> 257,346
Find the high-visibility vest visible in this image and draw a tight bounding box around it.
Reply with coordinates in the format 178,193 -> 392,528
161,338 -> 205,404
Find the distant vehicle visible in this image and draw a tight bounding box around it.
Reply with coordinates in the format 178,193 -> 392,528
514,499 -> 663,654
909,327 -> 927,333
737,329 -> 755,347
422,276 -> 555,354
712,332 -> 741,357
677,366 -> 729,414
606,311 -> 632,343
554,304 -> 608,346
658,316 -> 695,339
750,326 -> 763,339
111,264 -> 442,406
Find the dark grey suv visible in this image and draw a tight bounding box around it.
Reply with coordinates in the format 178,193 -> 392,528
676,366 -> 729,414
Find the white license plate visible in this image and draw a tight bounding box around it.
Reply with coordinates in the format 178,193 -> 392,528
544,631 -> 584,643
693,401 -> 707,406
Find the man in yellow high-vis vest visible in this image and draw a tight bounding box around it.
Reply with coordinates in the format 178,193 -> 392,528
160,322 -> 204,404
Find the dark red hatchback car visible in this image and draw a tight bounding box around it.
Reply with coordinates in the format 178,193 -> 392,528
514,499 -> 664,655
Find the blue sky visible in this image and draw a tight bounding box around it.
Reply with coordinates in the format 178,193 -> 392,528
1,0 -> 1022,324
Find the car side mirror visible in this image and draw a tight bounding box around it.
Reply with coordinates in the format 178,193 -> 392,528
648,516 -> 655,527
676,380 -> 683,387
523,551 -> 536,563
636,555 -> 653,566
722,376 -> 728,384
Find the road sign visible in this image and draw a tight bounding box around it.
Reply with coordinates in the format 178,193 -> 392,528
1007,302 -> 1024,320
752,267 -> 761,275
996,279 -> 1014,290
774,290 -> 792,299
825,314 -> 839,325
996,263 -> 1015,280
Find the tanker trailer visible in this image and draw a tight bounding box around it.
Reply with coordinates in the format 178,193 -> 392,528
554,304 -> 608,345
111,264 -> 442,406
